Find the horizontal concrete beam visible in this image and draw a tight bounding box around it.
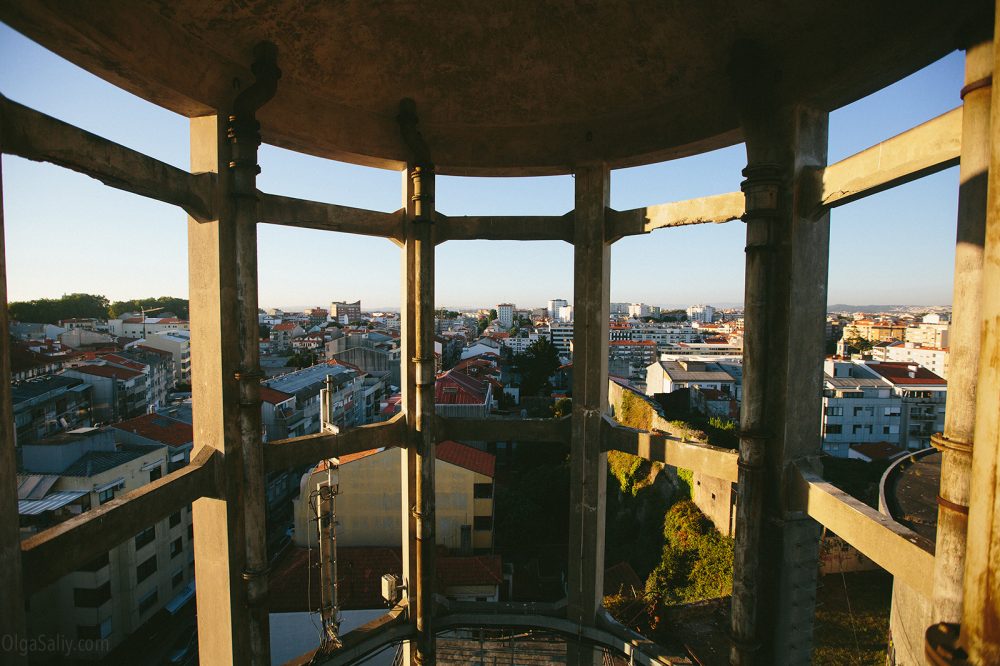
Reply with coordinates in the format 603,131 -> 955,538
258,191 -> 404,242
297,603 -> 411,666
436,414 -> 572,443
817,106 -> 961,208
264,412 -> 406,473
606,192 -> 745,242
792,464 -> 935,599
435,212 -> 574,243
0,95 -> 215,221
20,447 -> 219,594
601,416 -> 739,483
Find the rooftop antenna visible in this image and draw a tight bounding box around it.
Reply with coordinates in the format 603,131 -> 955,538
311,459 -> 341,649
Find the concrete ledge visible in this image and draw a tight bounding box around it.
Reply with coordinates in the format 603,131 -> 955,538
607,192 -> 745,241
436,211 -> 574,243
259,192 -> 404,242
0,95 -> 215,222
601,415 -> 739,483
20,447 -> 219,593
792,462 -> 935,599
436,414 -> 572,444
265,412 -> 407,472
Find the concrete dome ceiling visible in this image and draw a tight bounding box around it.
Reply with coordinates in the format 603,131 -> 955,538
0,1 -> 987,174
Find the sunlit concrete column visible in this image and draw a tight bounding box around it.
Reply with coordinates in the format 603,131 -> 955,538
567,163 -> 609,666
730,46 -> 830,665
959,5 -> 1000,663
189,113 -> 253,665
0,105 -> 28,666
398,99 -> 437,665
931,28 -> 993,628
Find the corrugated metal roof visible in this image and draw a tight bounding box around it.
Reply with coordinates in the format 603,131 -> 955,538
16,474 -> 59,500
18,490 -> 87,515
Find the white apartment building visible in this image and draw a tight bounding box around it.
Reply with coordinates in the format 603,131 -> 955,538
140,330 -> 192,385
108,316 -> 189,339
870,342 -> 950,380
904,313 -> 950,348
686,304 -> 715,323
19,428 -> 194,659
547,299 -> 568,321
547,324 -> 575,357
496,303 -> 514,328
557,305 -> 574,322
821,359 -> 947,457
628,303 -> 651,318
631,324 -> 701,348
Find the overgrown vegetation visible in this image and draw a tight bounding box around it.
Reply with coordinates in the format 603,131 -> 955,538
607,451 -> 647,496
618,390 -> 653,431
644,501 -> 734,606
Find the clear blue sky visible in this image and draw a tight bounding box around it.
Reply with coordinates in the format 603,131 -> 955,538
1,23 -> 962,311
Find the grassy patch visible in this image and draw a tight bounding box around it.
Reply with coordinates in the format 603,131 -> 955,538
813,570 -> 892,665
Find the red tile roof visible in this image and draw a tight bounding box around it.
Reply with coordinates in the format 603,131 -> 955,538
850,441 -> 905,461
272,323 -> 299,331
322,440 -> 494,478
437,554 -> 502,587
112,413 -> 193,447
436,440 -> 495,477
866,361 -> 946,385
435,369 -> 489,405
99,354 -> 147,371
259,386 -> 294,405
71,364 -> 143,380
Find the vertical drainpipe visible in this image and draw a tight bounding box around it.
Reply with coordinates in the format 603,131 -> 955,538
729,162 -> 782,666
230,41 -> 280,665
398,99 -> 437,665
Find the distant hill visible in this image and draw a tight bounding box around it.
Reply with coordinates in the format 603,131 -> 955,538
827,304 -> 950,313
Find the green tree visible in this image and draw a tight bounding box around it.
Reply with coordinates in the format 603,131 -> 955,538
489,308 -> 498,321
514,337 -> 561,396
108,296 -> 189,320
9,293 -> 110,324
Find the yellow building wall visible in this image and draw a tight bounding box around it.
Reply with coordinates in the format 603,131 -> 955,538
293,450 -> 493,551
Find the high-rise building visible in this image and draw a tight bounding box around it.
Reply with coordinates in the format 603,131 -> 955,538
329,300 -> 362,323
496,303 -> 514,328
686,304 -> 715,323
547,298 -> 568,321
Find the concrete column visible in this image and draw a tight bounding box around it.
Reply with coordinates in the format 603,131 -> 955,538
567,163 -> 609,666
730,47 -> 830,665
188,113 -> 252,665
959,6 -> 1000,662
931,30 -> 993,627
0,106 -> 28,666
398,99 -> 437,664
229,42 -> 279,664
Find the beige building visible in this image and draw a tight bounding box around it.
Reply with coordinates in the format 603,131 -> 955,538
904,315 -> 950,348
293,441 -> 495,553
18,428 -> 194,659
138,330 -> 192,385
871,342 -> 950,380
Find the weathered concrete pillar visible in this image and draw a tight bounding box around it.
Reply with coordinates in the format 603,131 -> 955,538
398,100 -> 437,665
930,29 -> 993,628
189,113 -> 254,664
729,45 -> 830,666
567,163 -> 609,666
0,103 -> 28,666
957,6 -> 1000,663
229,42 -> 279,664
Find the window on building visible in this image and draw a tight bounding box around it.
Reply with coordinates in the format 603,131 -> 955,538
825,406 -> 843,416
77,618 -> 112,640
134,525 -> 156,551
825,424 -> 842,435
98,488 -> 115,505
136,555 -> 157,583
169,511 -> 182,528
137,588 -> 158,615
473,483 -> 493,499
473,516 -> 493,531
171,569 -> 184,589
73,581 -> 112,608
884,407 -> 901,417
170,537 -> 183,559
148,466 -> 162,483
188,524 -> 194,542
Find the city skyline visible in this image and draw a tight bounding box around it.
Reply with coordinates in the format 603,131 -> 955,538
1,23 -> 962,309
